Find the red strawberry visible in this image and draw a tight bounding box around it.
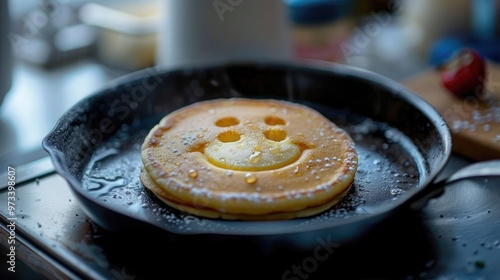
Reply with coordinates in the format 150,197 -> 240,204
439,48 -> 487,98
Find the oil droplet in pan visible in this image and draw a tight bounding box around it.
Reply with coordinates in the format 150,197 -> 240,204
188,169 -> 198,178
85,175 -> 129,198
245,173 -> 257,184
249,151 -> 262,164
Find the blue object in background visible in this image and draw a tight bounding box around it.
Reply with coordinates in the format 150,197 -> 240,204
469,38 -> 500,62
472,0 -> 497,40
285,0 -> 353,25
429,37 -> 466,66
430,36 -> 500,66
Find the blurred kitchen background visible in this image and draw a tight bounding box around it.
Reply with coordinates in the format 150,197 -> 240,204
1,0 -> 500,170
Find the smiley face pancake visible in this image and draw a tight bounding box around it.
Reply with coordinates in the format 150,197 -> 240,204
140,98 -> 358,220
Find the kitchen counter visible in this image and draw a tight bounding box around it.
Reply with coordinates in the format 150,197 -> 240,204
1,59 -> 500,280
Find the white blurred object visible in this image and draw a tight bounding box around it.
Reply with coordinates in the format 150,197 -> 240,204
399,0 -> 472,59
1,0 -> 12,106
156,0 -> 294,69
79,0 -> 161,71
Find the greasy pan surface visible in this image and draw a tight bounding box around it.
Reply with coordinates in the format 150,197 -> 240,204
43,61 -> 451,245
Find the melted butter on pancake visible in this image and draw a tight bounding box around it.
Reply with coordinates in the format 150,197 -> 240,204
205,130 -> 301,171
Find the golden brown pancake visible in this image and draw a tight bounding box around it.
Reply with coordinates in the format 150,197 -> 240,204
140,98 -> 358,220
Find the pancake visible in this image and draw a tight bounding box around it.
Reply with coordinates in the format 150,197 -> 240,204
140,98 -> 358,220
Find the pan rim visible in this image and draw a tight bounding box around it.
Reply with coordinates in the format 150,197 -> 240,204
42,58 -> 452,236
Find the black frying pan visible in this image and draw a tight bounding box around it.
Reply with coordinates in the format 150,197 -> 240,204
43,60 -> 459,248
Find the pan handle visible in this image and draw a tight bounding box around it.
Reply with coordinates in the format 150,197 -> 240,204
411,159 -> 500,209
441,159 -> 500,185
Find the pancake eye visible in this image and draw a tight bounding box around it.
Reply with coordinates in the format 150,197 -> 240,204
264,129 -> 286,142
215,117 -> 239,127
264,116 -> 286,126
218,131 -> 241,142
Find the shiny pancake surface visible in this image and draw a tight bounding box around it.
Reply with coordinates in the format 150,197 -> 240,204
140,98 -> 358,220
